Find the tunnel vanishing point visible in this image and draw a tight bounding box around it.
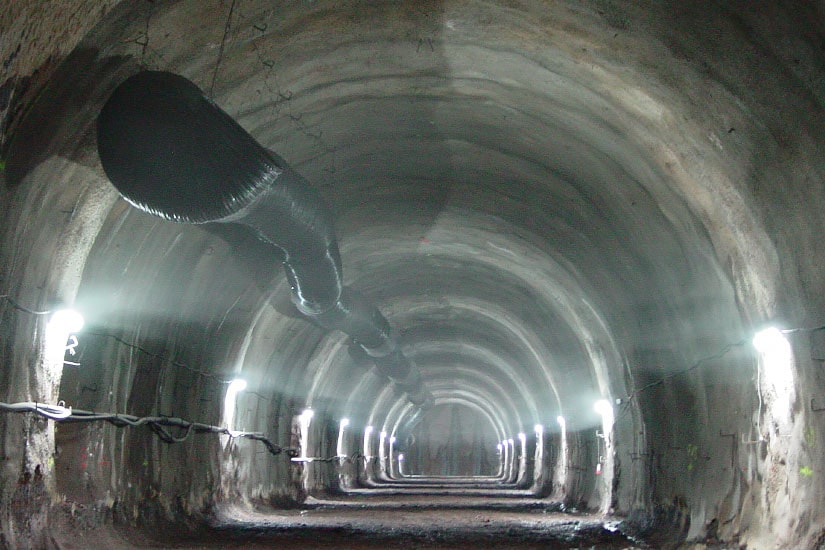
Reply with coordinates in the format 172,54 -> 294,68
1,1 -> 825,548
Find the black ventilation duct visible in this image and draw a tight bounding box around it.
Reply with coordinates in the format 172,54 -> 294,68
97,70 -> 433,409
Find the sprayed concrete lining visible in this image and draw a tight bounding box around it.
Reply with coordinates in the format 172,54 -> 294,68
1,1 -> 825,548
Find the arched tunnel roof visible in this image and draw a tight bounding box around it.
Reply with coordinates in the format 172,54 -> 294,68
1,1 -> 825,548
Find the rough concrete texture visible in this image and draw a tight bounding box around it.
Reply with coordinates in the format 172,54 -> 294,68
1,0 -> 825,548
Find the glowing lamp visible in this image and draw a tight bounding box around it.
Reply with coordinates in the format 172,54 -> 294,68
49,309 -> 85,333
752,327 -> 787,354
594,399 -> 613,417
227,379 -> 247,393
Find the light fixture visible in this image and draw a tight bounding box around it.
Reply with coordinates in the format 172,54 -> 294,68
363,426 -> 374,459
48,309 -> 85,333
534,424 -> 544,434
298,409 -> 314,460
593,399 -> 615,441
556,416 -> 566,428
45,308 -> 86,368
594,399 -> 613,417
337,418 -> 350,458
379,430 -> 387,460
752,327 -> 788,355
753,326 -> 794,420
753,327 -> 793,379
398,452 -> 405,476
222,379 -> 247,436
517,433 -> 527,460
227,379 -> 247,393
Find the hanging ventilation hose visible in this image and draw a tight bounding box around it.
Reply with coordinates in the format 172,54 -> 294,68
97,71 -> 433,410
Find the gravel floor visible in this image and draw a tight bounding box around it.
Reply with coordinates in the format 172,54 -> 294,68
77,495 -> 647,549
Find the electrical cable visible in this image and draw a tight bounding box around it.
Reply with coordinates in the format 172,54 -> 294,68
782,323 -> 825,334
0,294 -> 51,315
6,287 -> 822,447
290,452 -> 366,464
83,330 -> 269,401
0,401 -> 73,419
85,329 -> 233,385
617,322 -> 820,427
616,338 -> 749,424
0,400 -> 298,457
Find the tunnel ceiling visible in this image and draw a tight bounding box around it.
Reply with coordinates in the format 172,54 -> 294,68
6,0 -> 781,426
4,1 -> 825,544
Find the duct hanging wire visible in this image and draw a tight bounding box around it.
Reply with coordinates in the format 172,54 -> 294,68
96,71 -> 433,411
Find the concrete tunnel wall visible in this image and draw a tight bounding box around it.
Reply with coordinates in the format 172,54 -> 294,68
1,0 -> 825,547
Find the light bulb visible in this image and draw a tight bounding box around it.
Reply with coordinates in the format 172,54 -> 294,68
753,327 -> 788,355
227,379 -> 247,393
49,309 -> 84,333
594,399 -> 612,417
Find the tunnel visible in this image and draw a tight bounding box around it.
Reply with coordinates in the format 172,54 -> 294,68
1,1 -> 825,548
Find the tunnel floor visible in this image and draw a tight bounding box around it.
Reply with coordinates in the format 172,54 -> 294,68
49,495 -> 642,549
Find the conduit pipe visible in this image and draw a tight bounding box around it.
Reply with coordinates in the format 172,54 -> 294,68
96,70 -> 433,408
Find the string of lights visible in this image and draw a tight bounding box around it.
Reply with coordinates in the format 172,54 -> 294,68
0,400 -> 297,458
6,291 -> 825,452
